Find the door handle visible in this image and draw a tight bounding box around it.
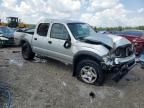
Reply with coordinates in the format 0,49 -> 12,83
34,38 -> 37,40
48,41 -> 52,44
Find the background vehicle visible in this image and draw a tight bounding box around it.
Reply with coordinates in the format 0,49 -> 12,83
20,19 -> 135,85
14,28 -> 34,46
118,30 -> 144,55
0,17 -> 28,28
0,26 -> 15,46
97,30 -> 109,34
6,17 -> 28,28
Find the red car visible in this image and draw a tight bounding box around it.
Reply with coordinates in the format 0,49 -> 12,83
118,30 -> 144,55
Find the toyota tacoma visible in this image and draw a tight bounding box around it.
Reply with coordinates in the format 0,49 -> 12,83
21,19 -> 136,85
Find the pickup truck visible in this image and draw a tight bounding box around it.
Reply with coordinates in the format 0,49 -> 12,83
21,19 -> 136,85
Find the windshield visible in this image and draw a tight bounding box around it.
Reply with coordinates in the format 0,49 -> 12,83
67,23 -> 96,39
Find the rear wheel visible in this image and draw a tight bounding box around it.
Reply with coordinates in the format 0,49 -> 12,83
76,59 -> 104,85
22,42 -> 35,60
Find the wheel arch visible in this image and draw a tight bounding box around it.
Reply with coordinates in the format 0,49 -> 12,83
73,51 -> 104,76
20,39 -> 29,46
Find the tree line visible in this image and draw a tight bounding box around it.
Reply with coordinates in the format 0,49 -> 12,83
94,26 -> 144,31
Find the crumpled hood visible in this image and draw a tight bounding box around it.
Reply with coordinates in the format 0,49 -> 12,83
84,33 -> 131,48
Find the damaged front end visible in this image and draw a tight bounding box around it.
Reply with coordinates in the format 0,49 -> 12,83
102,44 -> 136,82
82,33 -> 136,82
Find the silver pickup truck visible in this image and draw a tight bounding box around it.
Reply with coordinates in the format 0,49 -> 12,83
21,19 -> 135,85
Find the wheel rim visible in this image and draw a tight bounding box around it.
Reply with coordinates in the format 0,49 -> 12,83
80,66 -> 97,84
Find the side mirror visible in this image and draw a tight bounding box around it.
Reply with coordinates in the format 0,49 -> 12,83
64,36 -> 71,49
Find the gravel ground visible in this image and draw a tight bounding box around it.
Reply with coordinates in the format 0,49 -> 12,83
0,47 -> 144,108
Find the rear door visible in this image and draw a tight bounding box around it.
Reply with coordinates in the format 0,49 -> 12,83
32,23 -> 50,55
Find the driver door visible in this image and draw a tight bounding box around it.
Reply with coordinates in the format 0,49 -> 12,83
47,23 -> 73,63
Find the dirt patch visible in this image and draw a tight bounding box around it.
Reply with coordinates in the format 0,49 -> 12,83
0,47 -> 144,108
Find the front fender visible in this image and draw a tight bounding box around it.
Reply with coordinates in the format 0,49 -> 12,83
73,51 -> 104,63
73,51 -> 104,76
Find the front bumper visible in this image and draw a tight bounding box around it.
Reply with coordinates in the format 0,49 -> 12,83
102,54 -> 136,82
112,59 -> 136,82
114,54 -> 135,64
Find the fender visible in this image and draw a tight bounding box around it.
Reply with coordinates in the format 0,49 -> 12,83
73,51 -> 104,76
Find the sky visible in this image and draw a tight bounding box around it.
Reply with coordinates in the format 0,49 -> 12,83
0,0 -> 144,27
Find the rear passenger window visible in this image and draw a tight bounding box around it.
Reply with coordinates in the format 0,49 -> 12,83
37,23 -> 49,36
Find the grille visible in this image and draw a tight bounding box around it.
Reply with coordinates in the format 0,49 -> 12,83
115,44 -> 134,57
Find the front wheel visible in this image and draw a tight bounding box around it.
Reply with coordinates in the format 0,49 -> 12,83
76,59 -> 104,85
22,42 -> 35,60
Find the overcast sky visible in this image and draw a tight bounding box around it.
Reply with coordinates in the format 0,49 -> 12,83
0,0 -> 144,27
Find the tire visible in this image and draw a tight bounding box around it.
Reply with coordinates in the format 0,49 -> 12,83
22,42 -> 35,60
76,59 -> 104,85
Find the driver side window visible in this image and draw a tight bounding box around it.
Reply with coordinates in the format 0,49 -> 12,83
50,23 -> 69,40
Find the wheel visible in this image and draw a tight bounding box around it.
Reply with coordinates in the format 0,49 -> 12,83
76,59 -> 104,85
22,42 -> 35,60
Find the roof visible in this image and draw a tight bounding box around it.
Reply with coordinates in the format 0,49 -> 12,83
38,18 -> 83,24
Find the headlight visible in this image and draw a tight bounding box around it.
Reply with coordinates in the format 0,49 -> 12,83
0,37 -> 9,40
